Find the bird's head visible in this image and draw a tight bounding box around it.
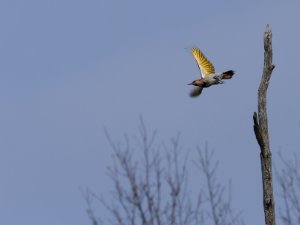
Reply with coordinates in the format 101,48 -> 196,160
188,79 -> 204,87
188,80 -> 196,86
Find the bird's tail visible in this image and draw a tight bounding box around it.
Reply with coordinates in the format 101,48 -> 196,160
221,70 -> 235,79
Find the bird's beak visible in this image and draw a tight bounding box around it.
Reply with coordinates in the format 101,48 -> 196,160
187,82 -> 193,85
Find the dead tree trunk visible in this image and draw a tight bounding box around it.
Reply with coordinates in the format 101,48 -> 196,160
253,25 -> 276,225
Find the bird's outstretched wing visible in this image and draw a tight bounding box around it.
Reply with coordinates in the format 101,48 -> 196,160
191,47 -> 215,78
190,86 -> 203,97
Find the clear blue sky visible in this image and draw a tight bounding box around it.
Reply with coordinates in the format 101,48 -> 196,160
1,1 -> 300,225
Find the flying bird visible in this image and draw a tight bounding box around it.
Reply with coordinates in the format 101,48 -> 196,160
188,47 -> 235,97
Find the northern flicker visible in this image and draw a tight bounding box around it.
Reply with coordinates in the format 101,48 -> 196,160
188,47 -> 235,97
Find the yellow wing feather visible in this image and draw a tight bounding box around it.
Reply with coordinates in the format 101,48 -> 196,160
191,47 -> 215,78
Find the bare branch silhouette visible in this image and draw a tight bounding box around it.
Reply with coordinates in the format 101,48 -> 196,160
195,144 -> 244,225
276,152 -> 300,225
84,121 -> 243,225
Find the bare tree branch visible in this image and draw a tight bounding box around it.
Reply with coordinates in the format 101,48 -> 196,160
94,123 -> 207,225
276,152 -> 300,225
81,188 -> 103,225
253,24 -> 276,225
86,122 -> 243,225
195,144 -> 244,225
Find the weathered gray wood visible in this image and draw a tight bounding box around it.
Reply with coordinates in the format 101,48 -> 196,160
253,25 -> 276,225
